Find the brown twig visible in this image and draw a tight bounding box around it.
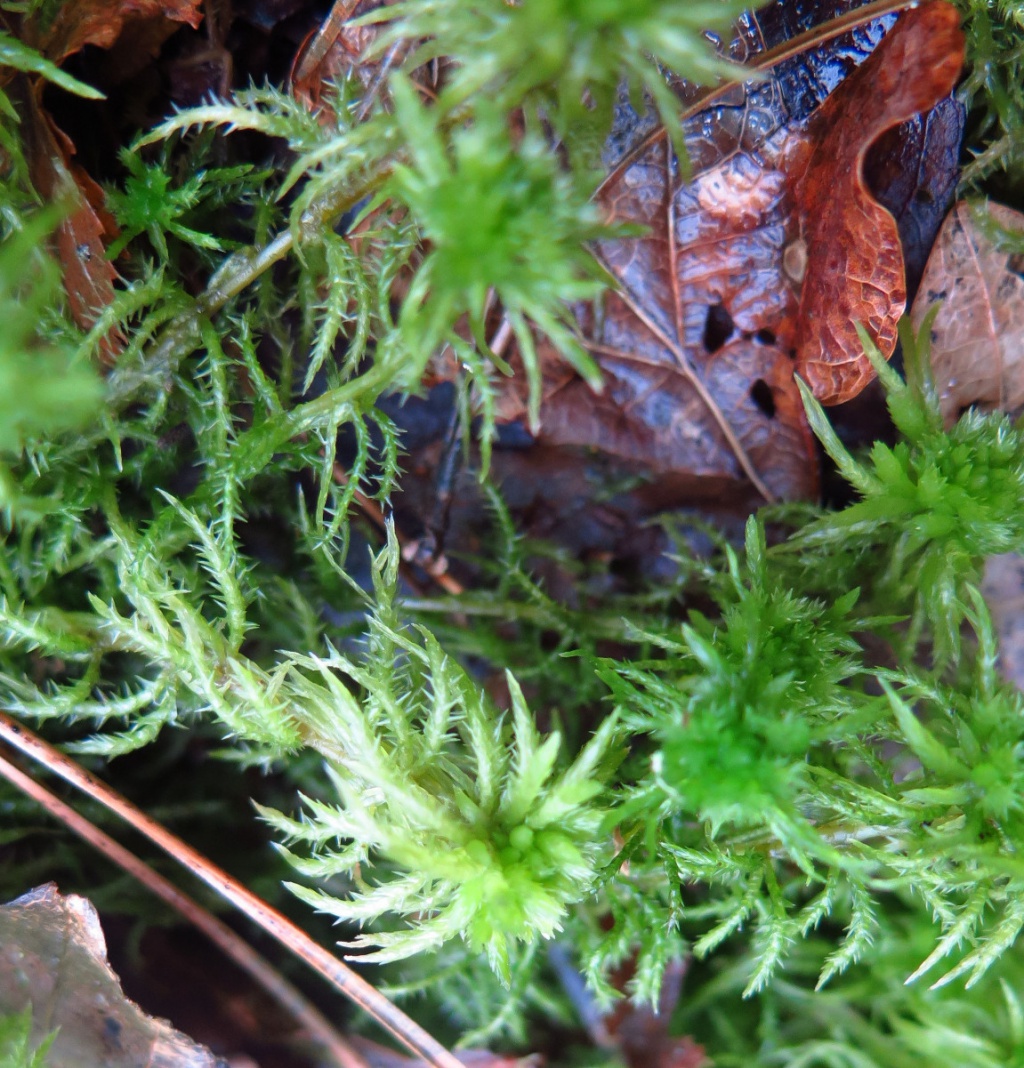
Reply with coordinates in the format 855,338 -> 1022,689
0,712 -> 463,1068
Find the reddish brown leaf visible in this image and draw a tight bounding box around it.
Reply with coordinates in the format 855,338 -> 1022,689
501,3 -> 964,511
910,200 -> 1024,425
23,93 -> 122,358
25,0 -> 202,64
793,0 -> 964,402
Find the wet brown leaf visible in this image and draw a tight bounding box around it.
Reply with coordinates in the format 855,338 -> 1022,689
793,0 -> 964,402
22,93 -> 123,358
507,2 -> 964,505
0,884 -> 223,1068
23,0 -> 203,64
864,96 -> 965,301
910,200 -> 1024,425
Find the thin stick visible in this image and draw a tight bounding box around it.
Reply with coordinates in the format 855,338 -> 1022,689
0,713 -> 463,1068
291,0 -> 357,87
0,747 -> 370,1068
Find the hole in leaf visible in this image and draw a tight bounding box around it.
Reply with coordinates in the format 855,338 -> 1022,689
755,328 -> 777,346
751,379 -> 776,419
914,188 -> 935,205
703,302 -> 735,353
1008,252 -> 1024,282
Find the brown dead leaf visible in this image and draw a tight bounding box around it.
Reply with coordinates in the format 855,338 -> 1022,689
793,1 -> 964,403
0,884 -> 223,1068
510,2 -> 963,504
23,0 -> 202,65
864,96 -> 965,300
22,92 -> 122,358
909,200 -> 1024,425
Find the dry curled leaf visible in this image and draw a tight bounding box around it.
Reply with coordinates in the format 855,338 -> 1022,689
910,200 -> 1024,425
0,884 -> 223,1068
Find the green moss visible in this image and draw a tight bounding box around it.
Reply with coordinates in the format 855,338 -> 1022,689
3,3 -> 1024,1062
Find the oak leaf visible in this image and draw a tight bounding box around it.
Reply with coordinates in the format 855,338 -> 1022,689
910,200 -> 1024,425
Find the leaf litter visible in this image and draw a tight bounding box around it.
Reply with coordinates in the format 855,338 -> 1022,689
392,0 -> 966,583
911,200 -> 1024,426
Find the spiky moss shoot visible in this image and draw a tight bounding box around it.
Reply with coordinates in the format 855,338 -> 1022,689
797,321 -> 1024,662
261,537 -> 621,983
375,0 -> 751,167
608,518 -> 862,834
387,77 -> 608,425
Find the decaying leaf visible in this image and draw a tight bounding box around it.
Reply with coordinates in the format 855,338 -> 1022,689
0,884 -> 223,1068
496,1 -> 964,506
792,1 -> 963,403
22,94 -> 121,353
864,96 -> 965,300
910,200 -> 1024,425
20,0 -> 203,65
